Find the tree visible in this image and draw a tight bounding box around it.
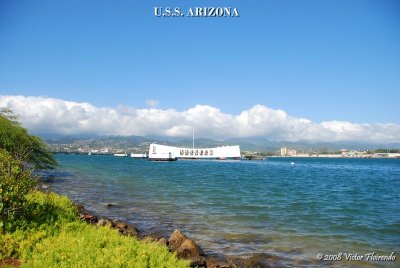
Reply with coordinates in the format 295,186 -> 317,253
0,109 -> 56,169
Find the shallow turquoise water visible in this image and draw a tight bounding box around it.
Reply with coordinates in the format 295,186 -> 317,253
49,155 -> 400,267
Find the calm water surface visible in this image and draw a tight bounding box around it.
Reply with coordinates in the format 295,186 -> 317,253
48,155 -> 400,267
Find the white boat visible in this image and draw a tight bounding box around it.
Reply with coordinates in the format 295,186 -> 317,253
113,153 -> 128,157
148,143 -> 240,161
130,153 -> 148,159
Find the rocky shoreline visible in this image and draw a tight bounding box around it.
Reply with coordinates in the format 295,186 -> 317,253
38,176 -> 322,268
77,203 -> 288,268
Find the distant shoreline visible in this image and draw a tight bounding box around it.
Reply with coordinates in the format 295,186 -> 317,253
272,154 -> 400,159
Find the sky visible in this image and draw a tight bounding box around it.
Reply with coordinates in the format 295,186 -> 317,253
0,0 -> 399,142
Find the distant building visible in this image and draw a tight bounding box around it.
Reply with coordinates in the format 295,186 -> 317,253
341,150 -> 368,157
280,147 -> 297,156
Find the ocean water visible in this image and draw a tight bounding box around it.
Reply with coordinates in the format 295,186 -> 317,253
48,155 -> 400,267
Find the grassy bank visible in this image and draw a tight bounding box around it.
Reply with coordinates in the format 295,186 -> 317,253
0,110 -> 188,267
0,191 -> 189,267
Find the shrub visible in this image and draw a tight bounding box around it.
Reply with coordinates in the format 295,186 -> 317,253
0,191 -> 189,267
0,149 -> 38,231
24,191 -> 78,228
23,222 -> 189,268
0,191 -> 79,260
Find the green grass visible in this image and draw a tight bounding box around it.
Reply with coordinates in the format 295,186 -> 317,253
0,191 -> 189,268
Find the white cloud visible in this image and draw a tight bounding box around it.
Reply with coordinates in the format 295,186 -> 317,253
145,99 -> 159,108
0,95 -> 399,143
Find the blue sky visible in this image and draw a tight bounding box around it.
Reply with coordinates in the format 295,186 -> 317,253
0,0 -> 399,127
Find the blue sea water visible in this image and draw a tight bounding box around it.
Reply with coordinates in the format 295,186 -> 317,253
48,155 -> 400,267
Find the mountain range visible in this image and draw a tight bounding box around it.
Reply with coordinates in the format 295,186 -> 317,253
38,133 -> 400,153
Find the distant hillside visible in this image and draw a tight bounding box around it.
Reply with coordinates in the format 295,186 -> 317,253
225,137 -> 400,152
40,133 -> 400,153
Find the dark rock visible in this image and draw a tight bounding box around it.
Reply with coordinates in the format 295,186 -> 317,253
122,225 -> 139,238
97,217 -> 115,228
142,235 -> 168,246
168,229 -> 188,252
205,256 -> 237,268
105,203 -> 122,209
168,229 -> 205,267
80,213 -> 98,224
178,239 -> 205,259
188,256 -> 206,267
113,220 -> 128,229
98,218 -> 140,238
242,259 -> 271,268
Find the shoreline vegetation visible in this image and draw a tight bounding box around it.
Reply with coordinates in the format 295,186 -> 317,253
0,110 -> 190,267
0,189 -> 190,267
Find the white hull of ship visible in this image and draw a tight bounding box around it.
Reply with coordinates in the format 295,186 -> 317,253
148,143 -> 240,161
